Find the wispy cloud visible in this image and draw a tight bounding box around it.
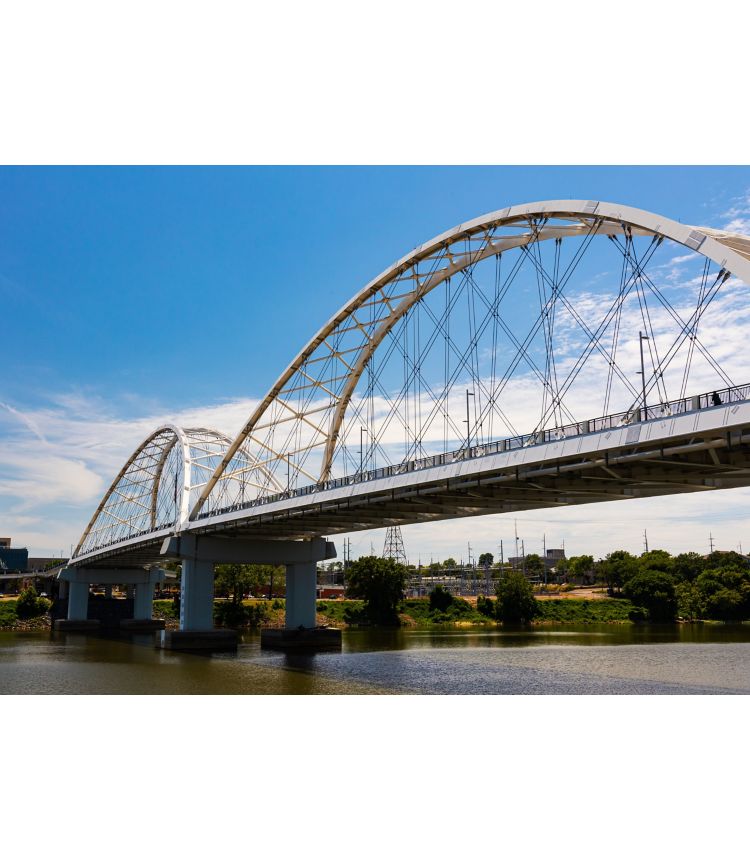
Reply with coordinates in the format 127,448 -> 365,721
719,188 -> 750,235
0,392 -> 261,554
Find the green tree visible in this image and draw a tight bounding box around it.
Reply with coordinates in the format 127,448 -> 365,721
639,549 -> 674,575
706,551 -> 749,571
672,552 -> 707,583
478,552 -> 494,568
345,556 -> 407,625
568,554 -> 594,583
495,570 -> 538,624
442,557 -> 457,569
694,567 -> 750,621
600,550 -> 639,596
214,564 -> 280,604
622,571 -> 677,621
705,588 -> 745,621
524,553 -> 545,578
675,581 -> 705,620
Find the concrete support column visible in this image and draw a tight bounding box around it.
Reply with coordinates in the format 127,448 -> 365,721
134,581 -> 155,620
67,581 -> 89,620
58,579 -> 68,599
285,561 -> 317,629
180,559 -> 215,631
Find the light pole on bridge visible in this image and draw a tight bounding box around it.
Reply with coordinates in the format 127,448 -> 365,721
638,331 -> 650,419
359,426 -> 368,474
464,389 -> 475,450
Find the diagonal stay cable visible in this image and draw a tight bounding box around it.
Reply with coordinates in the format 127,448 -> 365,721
518,232 -> 660,431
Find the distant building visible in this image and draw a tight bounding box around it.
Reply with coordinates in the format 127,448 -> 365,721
0,538 -> 28,573
27,557 -> 68,573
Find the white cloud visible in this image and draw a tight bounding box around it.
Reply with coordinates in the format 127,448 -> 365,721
723,217 -> 750,235
0,392 -> 261,554
719,189 -> 750,235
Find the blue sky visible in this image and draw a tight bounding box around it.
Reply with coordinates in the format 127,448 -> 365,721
2,166 -> 750,559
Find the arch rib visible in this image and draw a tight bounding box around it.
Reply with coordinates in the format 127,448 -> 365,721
190,200 -> 750,519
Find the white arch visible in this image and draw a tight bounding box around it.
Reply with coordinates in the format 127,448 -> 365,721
73,425 -> 271,558
190,199 -> 750,519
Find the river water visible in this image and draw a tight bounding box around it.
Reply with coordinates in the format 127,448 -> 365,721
1,624 -> 749,694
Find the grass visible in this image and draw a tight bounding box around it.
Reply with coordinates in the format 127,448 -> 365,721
0,600 -> 18,627
153,599 -> 179,620
150,596 -> 635,630
535,598 -> 633,623
400,597 -> 489,625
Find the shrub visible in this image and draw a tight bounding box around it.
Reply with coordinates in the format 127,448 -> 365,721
16,586 -> 50,619
704,588 -> 745,622
476,594 -> 496,617
622,571 -> 677,622
429,585 -> 453,612
214,600 -> 269,628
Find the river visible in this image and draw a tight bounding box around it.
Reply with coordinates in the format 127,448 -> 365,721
1,624 -> 749,694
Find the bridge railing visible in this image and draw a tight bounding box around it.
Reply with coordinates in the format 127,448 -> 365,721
193,382 -> 750,522
77,382 -> 750,557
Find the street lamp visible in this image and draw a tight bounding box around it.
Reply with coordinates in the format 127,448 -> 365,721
464,389 -> 475,449
637,331 -> 650,419
359,426 -> 368,474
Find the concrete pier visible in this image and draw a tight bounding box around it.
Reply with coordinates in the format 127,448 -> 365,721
260,627 -> 341,651
179,558 -> 215,631
157,629 -> 238,651
284,561 -> 318,629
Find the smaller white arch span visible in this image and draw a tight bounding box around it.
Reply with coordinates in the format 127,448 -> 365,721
73,425 -> 270,559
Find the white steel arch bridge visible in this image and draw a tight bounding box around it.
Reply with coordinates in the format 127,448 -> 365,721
71,199 -> 750,574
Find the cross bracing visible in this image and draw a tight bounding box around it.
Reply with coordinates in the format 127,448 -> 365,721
71,200 -> 750,562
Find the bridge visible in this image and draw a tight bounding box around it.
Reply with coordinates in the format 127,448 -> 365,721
56,199 -> 750,647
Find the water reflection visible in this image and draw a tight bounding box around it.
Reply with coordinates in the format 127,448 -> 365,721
1,624 -> 749,695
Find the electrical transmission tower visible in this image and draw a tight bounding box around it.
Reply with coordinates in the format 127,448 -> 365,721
382,526 -> 408,566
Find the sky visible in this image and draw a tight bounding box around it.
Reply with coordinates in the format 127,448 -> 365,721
2,165 -> 750,562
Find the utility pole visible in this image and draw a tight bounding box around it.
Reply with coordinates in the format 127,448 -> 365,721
521,539 -> 526,575
643,529 -> 649,553
709,532 -> 715,553
638,331 -> 650,419
465,389 -> 475,449
514,519 -> 519,568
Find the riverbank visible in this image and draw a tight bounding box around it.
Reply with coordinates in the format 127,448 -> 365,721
3,595 -> 743,632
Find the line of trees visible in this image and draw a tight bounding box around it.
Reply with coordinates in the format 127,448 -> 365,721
595,549 -> 750,622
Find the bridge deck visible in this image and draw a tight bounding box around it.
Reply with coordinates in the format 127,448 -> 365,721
73,396 -> 750,568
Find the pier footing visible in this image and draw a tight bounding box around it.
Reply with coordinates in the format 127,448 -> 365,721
260,627 -> 342,651
53,619 -> 101,632
157,629 -> 238,652
119,619 -> 165,632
